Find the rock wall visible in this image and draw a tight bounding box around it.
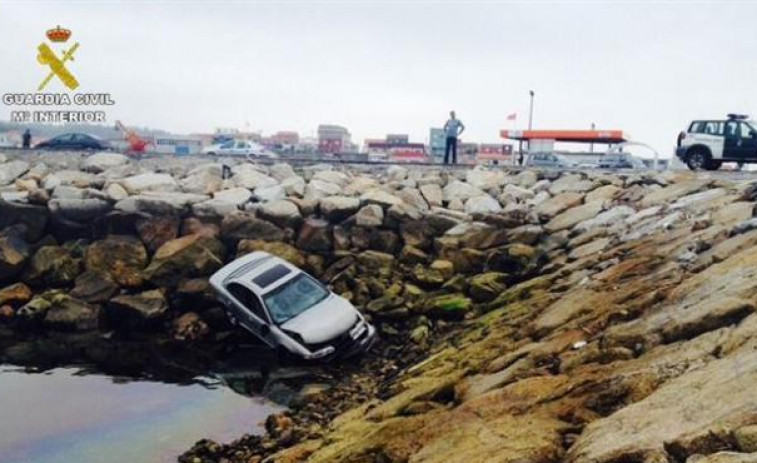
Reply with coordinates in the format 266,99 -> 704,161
4,152 -> 757,463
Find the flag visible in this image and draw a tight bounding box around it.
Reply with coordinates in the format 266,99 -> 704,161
507,113 -> 517,121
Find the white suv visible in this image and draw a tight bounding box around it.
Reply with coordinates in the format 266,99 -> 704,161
676,114 -> 757,170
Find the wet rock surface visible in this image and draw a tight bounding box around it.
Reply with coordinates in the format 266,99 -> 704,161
2,152 -> 757,463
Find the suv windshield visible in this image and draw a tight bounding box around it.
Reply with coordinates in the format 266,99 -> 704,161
263,274 -> 329,324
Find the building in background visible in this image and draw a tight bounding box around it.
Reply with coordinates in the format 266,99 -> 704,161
477,143 -> 514,164
151,135 -> 203,155
429,128 -> 446,163
0,130 -> 21,148
318,124 -> 352,154
365,134 -> 427,163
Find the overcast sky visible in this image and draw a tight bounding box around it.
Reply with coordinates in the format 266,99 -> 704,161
1,0 -> 756,156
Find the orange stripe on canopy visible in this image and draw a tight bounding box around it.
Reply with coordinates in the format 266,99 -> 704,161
500,129 -> 628,143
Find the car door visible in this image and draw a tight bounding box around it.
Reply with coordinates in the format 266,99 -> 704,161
217,141 -> 234,155
226,282 -> 274,345
736,122 -> 757,160
723,121 -> 749,160
236,141 -> 251,156
55,134 -> 75,149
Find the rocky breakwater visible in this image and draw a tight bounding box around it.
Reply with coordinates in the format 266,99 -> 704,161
181,167 -> 757,463
3,152 -> 757,463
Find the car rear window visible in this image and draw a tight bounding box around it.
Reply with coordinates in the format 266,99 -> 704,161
689,121 -> 704,133
253,264 -> 291,288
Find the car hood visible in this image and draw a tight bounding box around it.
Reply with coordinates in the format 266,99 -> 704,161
280,294 -> 358,344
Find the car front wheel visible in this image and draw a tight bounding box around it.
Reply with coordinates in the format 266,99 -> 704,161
686,150 -> 710,171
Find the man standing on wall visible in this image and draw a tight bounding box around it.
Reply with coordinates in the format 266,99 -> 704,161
443,111 -> 465,165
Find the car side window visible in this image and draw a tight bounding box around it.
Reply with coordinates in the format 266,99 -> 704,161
220,141 -> 234,149
689,121 -> 704,133
704,121 -> 724,135
739,123 -> 753,139
725,121 -> 739,137
227,282 -> 268,322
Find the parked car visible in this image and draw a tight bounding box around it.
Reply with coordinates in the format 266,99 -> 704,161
525,152 -> 577,169
35,133 -> 109,151
676,114 -> 757,171
597,151 -> 646,169
203,140 -> 277,158
209,252 -> 376,361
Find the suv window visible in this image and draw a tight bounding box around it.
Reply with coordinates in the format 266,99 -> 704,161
227,282 -> 268,321
739,123 -> 754,139
689,121 -> 704,133
704,121 -> 724,135
725,121 -> 740,137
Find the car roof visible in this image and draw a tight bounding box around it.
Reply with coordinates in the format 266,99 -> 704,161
210,251 -> 303,296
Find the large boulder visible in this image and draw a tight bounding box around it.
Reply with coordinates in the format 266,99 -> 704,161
82,152 -> 129,173
312,170 -> 350,187
281,176 -> 306,197
107,289 -> 168,330
231,164 -> 278,189
143,234 -> 226,287
115,192 -> 207,215
220,211 -> 284,244
466,168 -> 504,191
305,179 -> 341,200
237,239 -> 306,267
254,184 -> 286,202
423,293 -> 472,320
42,294 -> 100,331
84,235 -> 148,287
0,160 -> 29,186
48,198 -> 112,222
269,163 -> 297,182
356,204 -> 384,227
534,192 -> 584,219
70,271 -> 119,303
320,196 -> 361,222
544,200 -> 605,233
43,170 -> 100,189
213,187 -> 252,206
444,222 -> 507,250
468,272 -> 508,302
0,201 -> 48,241
443,180 -> 485,202
360,189 -> 404,208
296,218 -> 333,252
0,228 -> 30,282
420,184 -> 443,207
192,199 -> 238,217
398,188 -> 430,213
135,215 -> 180,252
22,246 -> 81,287
465,195 -> 502,215
257,200 -> 302,228
121,172 -> 178,194
486,243 -> 543,279
0,282 -> 32,306
180,163 -> 223,195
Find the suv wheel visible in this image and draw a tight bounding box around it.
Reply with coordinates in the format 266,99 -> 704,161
686,150 -> 710,171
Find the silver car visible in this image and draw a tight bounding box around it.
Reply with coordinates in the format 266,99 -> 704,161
209,251 -> 376,361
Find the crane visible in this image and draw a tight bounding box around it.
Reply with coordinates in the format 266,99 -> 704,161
115,120 -> 150,157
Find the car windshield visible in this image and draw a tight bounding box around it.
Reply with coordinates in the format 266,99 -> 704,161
263,273 -> 329,324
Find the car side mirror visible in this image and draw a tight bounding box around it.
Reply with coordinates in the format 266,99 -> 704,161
260,324 -> 271,336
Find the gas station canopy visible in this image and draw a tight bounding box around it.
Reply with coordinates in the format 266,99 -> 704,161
500,129 -> 629,144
